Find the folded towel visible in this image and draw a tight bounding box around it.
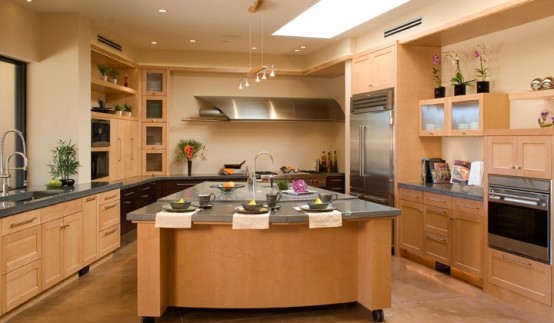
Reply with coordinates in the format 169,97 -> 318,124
232,212 -> 270,229
307,210 -> 342,228
155,210 -> 196,228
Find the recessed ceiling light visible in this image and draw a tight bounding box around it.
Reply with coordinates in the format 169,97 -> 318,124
189,39 -> 196,43
158,9 -> 167,13
151,41 -> 158,45
300,45 -> 307,49
26,0 -> 32,2
274,0 -> 410,39
294,49 -> 301,52
251,47 -> 257,50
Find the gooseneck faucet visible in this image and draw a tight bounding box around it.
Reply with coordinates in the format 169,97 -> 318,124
0,129 -> 28,196
252,151 -> 274,198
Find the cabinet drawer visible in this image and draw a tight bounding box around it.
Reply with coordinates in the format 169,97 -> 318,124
423,232 -> 451,265
451,197 -> 484,215
98,190 -> 120,204
41,199 -> 81,223
424,205 -> 450,237
424,192 -> 451,209
1,210 -> 41,236
1,226 -> 41,275
99,200 -> 120,231
98,224 -> 120,258
488,248 -> 551,305
398,188 -> 423,203
2,260 -> 41,312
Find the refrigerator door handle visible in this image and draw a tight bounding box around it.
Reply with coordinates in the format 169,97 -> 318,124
359,126 -> 363,176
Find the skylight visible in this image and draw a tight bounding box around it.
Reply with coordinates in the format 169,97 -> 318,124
273,0 -> 410,39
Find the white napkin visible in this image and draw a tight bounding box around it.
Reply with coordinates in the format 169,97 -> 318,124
155,210 -> 197,228
294,206 -> 342,228
232,212 -> 270,229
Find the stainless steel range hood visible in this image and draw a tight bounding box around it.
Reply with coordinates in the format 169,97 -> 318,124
187,96 -> 345,122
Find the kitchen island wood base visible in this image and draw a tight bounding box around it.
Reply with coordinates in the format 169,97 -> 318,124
136,218 -> 392,318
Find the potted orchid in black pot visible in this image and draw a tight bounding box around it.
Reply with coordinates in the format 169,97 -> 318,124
474,43 -> 489,93
445,50 -> 474,96
432,53 -> 445,98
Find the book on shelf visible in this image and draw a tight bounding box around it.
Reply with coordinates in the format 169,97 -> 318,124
430,162 -> 451,184
451,160 -> 471,185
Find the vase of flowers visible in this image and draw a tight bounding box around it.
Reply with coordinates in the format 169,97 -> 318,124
176,139 -> 206,176
432,53 -> 445,98
474,43 -> 489,93
445,50 -> 474,96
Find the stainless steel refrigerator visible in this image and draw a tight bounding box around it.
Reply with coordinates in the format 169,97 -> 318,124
350,88 -> 394,207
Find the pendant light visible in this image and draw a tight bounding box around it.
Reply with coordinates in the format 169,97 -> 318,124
239,0 -> 275,89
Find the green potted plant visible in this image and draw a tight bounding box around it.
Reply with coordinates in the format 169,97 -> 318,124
114,104 -> 124,115
98,64 -> 110,81
123,103 -> 132,117
444,50 -> 474,96
108,67 -> 119,84
48,139 -> 81,186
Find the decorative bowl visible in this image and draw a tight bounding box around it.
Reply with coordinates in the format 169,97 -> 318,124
242,203 -> 265,212
170,200 -> 192,209
211,184 -> 245,193
307,202 -> 330,210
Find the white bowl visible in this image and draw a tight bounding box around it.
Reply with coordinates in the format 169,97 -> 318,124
470,121 -> 479,129
425,124 -> 435,131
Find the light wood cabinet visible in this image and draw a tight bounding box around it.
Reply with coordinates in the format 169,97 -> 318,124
352,45 -> 396,94
0,210 -> 42,313
398,188 -> 424,255
488,248 -> 551,305
419,93 -> 509,137
41,211 -> 82,290
98,190 -> 121,257
143,96 -> 167,122
108,118 -> 140,181
485,135 -> 552,179
81,195 -> 98,266
143,69 -> 168,96
399,187 -> 484,285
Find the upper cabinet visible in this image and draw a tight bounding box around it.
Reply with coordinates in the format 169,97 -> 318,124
351,45 -> 396,94
419,93 -> 509,137
509,88 -> 554,101
91,45 -> 139,118
143,69 -> 168,96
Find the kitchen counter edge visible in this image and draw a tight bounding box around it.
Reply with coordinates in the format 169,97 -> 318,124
398,182 -> 484,201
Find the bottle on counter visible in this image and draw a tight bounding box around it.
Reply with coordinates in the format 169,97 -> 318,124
327,151 -> 332,172
332,151 -> 338,172
320,151 -> 326,172
315,159 -> 320,172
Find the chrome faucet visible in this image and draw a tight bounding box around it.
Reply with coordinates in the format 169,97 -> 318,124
0,129 -> 28,196
252,151 -> 274,197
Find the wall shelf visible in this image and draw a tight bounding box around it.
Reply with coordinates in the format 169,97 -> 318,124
91,79 -> 137,95
509,88 -> 554,100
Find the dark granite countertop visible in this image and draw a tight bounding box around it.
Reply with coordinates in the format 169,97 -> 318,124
397,182 -> 484,201
0,182 -> 122,218
128,181 -> 399,223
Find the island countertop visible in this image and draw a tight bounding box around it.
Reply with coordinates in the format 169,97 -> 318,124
127,181 -> 400,223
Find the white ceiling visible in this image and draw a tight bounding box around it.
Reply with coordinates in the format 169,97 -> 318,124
16,0 -> 439,55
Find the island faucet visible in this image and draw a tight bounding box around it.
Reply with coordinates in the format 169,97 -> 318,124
0,129 -> 28,196
252,151 -> 274,198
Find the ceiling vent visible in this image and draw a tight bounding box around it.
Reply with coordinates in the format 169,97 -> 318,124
97,35 -> 122,52
384,17 -> 422,38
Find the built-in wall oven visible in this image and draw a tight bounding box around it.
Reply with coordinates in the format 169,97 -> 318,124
91,119 -> 110,147
488,175 -> 551,264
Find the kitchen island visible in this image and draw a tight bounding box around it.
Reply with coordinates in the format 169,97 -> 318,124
128,182 -> 399,322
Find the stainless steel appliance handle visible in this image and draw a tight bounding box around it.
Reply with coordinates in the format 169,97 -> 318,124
489,191 -> 541,202
358,126 -> 363,176
363,194 -> 388,205
361,126 -> 366,176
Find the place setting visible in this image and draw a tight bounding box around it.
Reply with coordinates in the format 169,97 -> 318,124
155,198 -> 200,229
294,193 -> 342,228
232,198 -> 271,230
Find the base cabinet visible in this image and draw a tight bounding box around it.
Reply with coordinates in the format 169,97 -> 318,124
398,189 -> 424,255
2,261 -> 41,313
487,248 -> 552,305
81,195 -> 99,266
98,190 -> 121,257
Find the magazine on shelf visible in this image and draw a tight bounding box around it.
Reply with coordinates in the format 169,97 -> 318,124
451,160 -> 471,185
430,162 -> 451,183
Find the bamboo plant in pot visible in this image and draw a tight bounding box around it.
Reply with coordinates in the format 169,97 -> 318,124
48,139 -> 81,187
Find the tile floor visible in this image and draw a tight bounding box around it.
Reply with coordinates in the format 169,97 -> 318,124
5,239 -> 551,323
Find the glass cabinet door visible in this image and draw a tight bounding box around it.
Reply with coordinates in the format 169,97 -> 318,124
450,95 -> 480,133
419,98 -> 446,136
143,151 -> 166,175
143,69 -> 167,95
143,123 -> 166,149
143,96 -> 166,122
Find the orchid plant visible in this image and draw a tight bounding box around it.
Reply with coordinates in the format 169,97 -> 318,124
432,54 -> 442,88
176,139 -> 206,163
474,43 -> 488,81
444,50 -> 475,86
538,110 -> 554,128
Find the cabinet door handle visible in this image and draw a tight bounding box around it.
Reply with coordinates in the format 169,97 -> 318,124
123,191 -> 135,197
428,207 -> 448,215
104,203 -> 117,210
86,196 -> 97,202
104,194 -> 118,201
104,228 -> 118,236
500,254 -> 531,266
427,235 -> 447,243
176,183 -> 189,186
427,198 -> 447,204
131,138 -> 134,161
455,203 -> 479,210
10,217 -> 38,228
118,138 -> 122,161
123,201 -> 132,205
60,224 -> 70,230
139,195 -> 149,198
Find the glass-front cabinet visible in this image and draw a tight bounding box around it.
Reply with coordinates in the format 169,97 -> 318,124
419,98 -> 447,136
143,96 -> 166,122
142,123 -> 166,149
142,151 -> 166,175
143,69 -> 167,95
419,93 -> 509,137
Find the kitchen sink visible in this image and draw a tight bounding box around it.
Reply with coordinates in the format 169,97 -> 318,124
0,190 -> 66,203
